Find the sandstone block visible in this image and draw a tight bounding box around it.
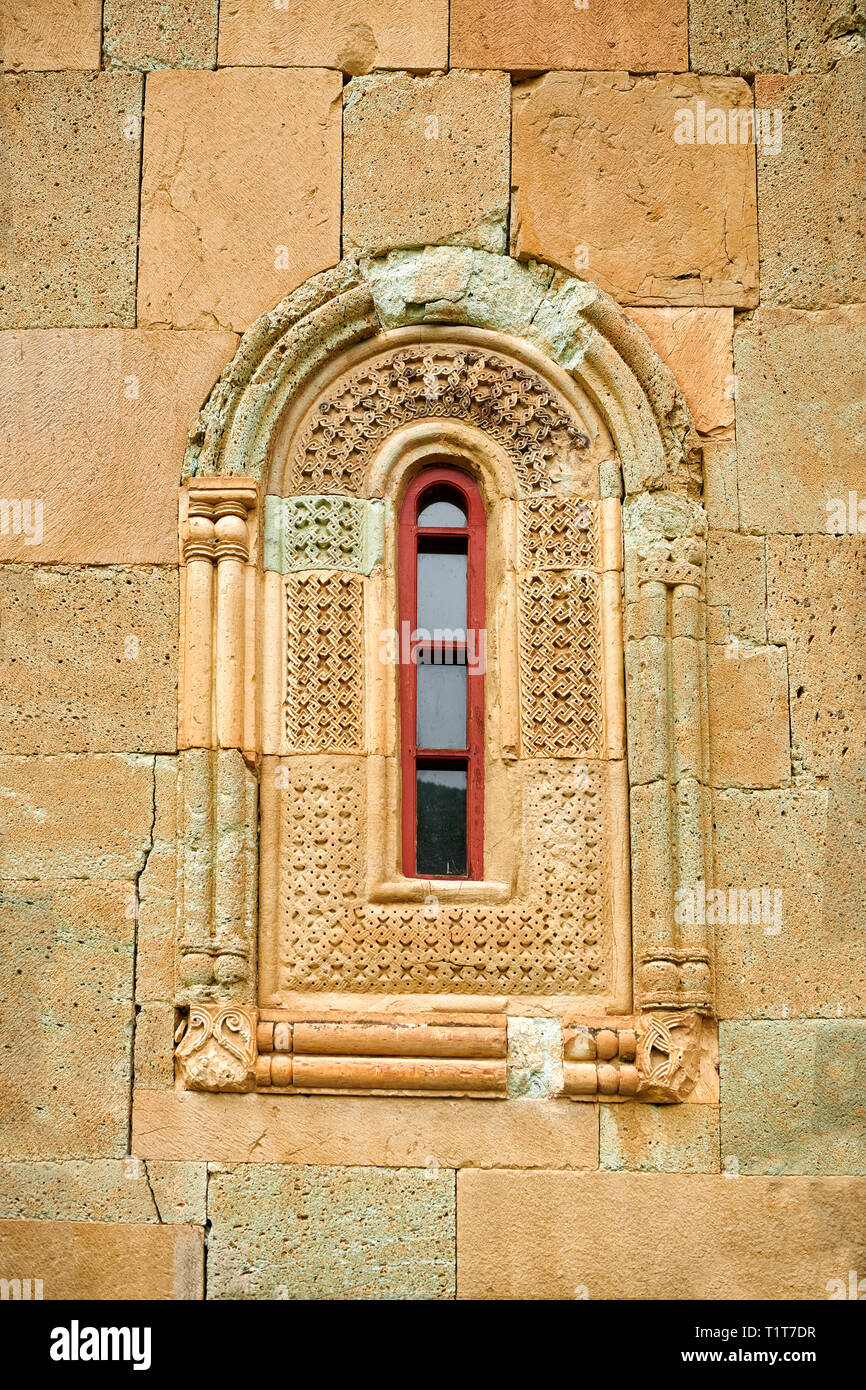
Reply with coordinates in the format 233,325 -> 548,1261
133,1004 -> 176,1091
343,71 -> 510,257
0,1159 -> 206,1224
218,0 -> 448,72
103,0 -> 218,70
706,532 -> 766,643
721,1021 -> 866,1173
136,757 -> 177,1003
734,305 -> 866,533
600,1104 -> 720,1173
0,329 -> 236,563
756,58 -> 866,308
0,0 -> 102,70
767,536 -> 866,777
0,754 -> 154,879
689,0 -> 788,74
207,1165 -> 455,1299
511,73 -> 758,307
707,646 -> 790,789
712,788 -> 865,1019
0,1219 -> 203,1299
0,73 -> 141,328
450,0 -> 687,72
625,309 -> 734,438
138,69 -> 342,332
0,881 -> 134,1160
0,566 -> 178,754
133,1089 -> 599,1169
787,0 -> 866,72
457,1169 -> 866,1299
702,441 -> 739,530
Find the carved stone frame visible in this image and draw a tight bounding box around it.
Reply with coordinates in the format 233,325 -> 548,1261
172,248 -> 714,1104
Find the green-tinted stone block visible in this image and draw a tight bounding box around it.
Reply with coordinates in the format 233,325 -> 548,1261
263,495 -> 385,574
600,1104 -> 720,1172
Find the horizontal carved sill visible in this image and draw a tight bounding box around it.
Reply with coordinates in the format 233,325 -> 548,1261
369,878 -> 513,904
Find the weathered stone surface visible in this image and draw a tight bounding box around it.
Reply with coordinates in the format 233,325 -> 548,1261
713,788 -> 865,1019
0,73 -> 142,328
787,0 -> 866,72
707,532 -> 766,643
767,537 -> 866,777
133,1089 -> 599,1169
208,1165 -> 455,1299
343,71 -> 510,257
756,58 -> 866,308
0,881 -> 133,1160
0,1159 -> 206,1224
136,757 -> 177,1003
0,0 -> 102,70
457,1169 -> 866,1298
600,1104 -> 720,1172
689,0 -> 788,74
721,1021 -> 866,1173
708,646 -> 790,789
138,69 -> 342,331
218,0 -> 448,72
823,768 -> 866,994
625,309 -> 734,437
0,329 -> 236,563
734,305 -> 866,533
702,441 -> 739,530
103,0 -> 218,70
450,0 -> 687,72
512,73 -> 758,307
133,1004 -> 176,1091
0,754 -> 154,879
361,246 -> 552,335
507,1018 -> 563,1099
0,1219 -> 203,1299
0,567 -> 177,754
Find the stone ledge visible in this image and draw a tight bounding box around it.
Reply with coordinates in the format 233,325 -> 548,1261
0,1219 -> 203,1300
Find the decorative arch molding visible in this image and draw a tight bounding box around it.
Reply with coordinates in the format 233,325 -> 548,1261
173,248 -> 714,1104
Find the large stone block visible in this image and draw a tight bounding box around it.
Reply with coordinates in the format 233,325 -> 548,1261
138,68 -> 342,331
0,1 -> 101,70
457,1169 -> 866,1298
0,1159 -> 206,1224
707,646 -> 790,789
734,305 -> 866,533
103,0 -> 218,70
0,754 -> 154,879
0,329 -> 236,563
0,881 -> 134,1160
511,73 -> 758,307
712,788 -> 865,1019
0,1219 -> 203,1299
343,71 -> 510,257
702,440 -> 739,530
600,1104 -> 720,1173
625,308 -> 734,437
787,0 -> 866,72
707,531 -> 766,643
721,1021 -> 866,1173
767,536 -> 866,777
756,58 -> 866,308
450,0 -> 687,72
207,1165 -> 455,1299
689,0 -> 788,74
0,566 -> 177,754
218,0 -> 448,72
133,1089 -> 599,1169
136,757 -> 177,1003
0,73 -> 142,328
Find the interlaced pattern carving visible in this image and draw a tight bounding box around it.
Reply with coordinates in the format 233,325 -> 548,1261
286,347 -> 589,496
283,496 -> 362,571
519,571 -> 602,757
519,497 -> 598,571
285,574 -> 364,752
277,758 -> 609,995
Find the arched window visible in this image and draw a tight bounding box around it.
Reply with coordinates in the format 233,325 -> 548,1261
398,466 -> 486,880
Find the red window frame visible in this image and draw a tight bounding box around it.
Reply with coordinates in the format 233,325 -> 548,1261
398,466 -> 486,880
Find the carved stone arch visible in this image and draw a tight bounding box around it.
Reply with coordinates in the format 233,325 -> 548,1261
175,247 -> 713,1103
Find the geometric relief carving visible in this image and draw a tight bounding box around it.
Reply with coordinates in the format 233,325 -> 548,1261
518,570 -> 602,757
277,758 -> 612,997
285,573 -> 364,753
263,494 -> 384,574
174,1002 -> 257,1092
286,346 -> 590,497
518,496 -> 598,571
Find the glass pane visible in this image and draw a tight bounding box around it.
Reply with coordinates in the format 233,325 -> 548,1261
416,766 -> 467,876
417,539 -> 467,632
418,495 -> 467,527
417,658 -> 467,749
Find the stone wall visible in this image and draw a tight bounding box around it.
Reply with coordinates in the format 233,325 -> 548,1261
0,1 -> 864,1301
